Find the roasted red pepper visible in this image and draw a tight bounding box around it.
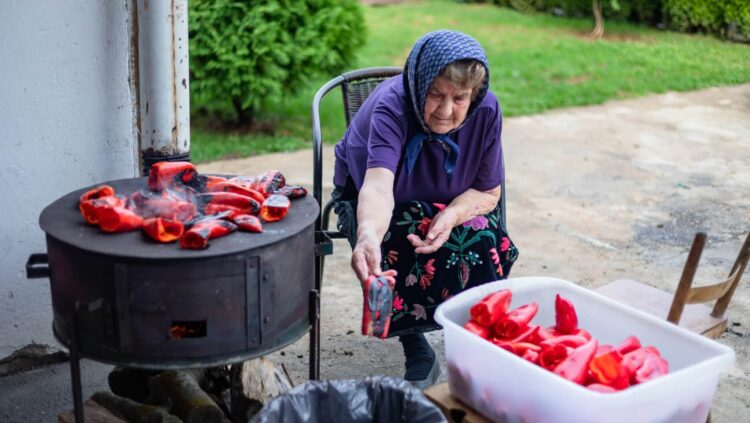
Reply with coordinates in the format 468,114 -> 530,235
553,338 -> 598,384
80,196 -> 125,224
147,161 -> 198,191
79,185 -> 115,204
233,214 -> 263,233
540,334 -> 589,349
196,192 -> 261,216
589,350 -> 630,389
250,170 -> 286,198
621,346 -> 661,378
260,194 -> 291,222
470,289 -> 512,327
128,191 -> 196,222
634,354 -> 669,384
95,206 -> 143,233
272,184 -> 308,199
493,302 -> 539,338
538,344 -> 571,370
362,269 -> 397,338
142,218 -> 184,243
179,219 -> 237,249
208,181 -> 266,204
615,335 -> 642,355
464,321 -> 490,338
554,294 -> 578,334
204,175 -> 228,189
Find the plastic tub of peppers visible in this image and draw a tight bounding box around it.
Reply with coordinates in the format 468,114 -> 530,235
434,277 -> 735,423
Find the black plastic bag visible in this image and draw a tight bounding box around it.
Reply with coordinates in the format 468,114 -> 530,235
250,376 -> 447,423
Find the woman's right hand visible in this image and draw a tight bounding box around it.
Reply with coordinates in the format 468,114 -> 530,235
351,230 -> 382,285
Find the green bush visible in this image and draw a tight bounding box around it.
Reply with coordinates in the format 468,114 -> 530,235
663,0 -> 723,33
189,0 -> 366,124
724,0 -> 750,40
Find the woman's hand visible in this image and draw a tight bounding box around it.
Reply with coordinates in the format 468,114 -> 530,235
407,207 -> 460,254
352,230 -> 383,285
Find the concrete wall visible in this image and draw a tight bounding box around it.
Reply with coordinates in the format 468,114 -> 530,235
0,1 -> 138,358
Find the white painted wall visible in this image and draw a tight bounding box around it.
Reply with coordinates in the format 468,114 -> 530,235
0,1 -> 138,358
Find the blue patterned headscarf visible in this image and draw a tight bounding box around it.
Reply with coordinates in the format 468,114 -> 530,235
403,30 -> 490,175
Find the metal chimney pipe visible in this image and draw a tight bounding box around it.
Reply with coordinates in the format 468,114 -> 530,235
135,0 -> 190,175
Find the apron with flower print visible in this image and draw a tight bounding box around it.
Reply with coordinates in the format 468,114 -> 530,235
382,200 -> 518,337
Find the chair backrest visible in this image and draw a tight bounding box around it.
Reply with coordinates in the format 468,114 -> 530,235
311,67 -> 402,220
667,231 -> 750,325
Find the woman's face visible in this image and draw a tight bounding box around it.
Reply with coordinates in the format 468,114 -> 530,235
423,77 -> 472,134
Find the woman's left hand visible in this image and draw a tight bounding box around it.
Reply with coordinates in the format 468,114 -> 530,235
407,208 -> 459,254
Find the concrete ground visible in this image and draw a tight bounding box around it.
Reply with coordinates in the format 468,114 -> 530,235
1,84 -> 748,422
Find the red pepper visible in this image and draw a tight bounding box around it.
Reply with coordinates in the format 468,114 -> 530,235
634,354 -> 669,384
621,346 -> 661,378
95,206 -> 143,233
469,289 -> 512,327
204,204 -> 249,220
521,349 -> 540,364
208,181 -> 266,204
493,302 -> 539,338
233,214 -> 263,233
80,196 -> 125,224
553,338 -> 598,384
196,192 -> 261,215
541,334 -> 589,349
509,324 -> 540,343
464,321 -> 489,338
615,335 -> 642,355
260,194 -> 291,222
589,350 -> 630,389
527,325 -> 554,344
204,175 -> 228,189
587,383 -> 617,393
142,218 -> 184,243
250,170 -> 286,198
555,294 -> 578,334
595,345 -> 614,357
79,185 -> 115,204
538,344 -> 572,370
179,220 -> 237,249
128,192 -> 196,222
147,161 -> 198,191
272,184 -> 308,199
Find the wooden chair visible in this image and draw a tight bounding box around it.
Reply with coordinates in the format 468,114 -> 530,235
596,232 -> 750,338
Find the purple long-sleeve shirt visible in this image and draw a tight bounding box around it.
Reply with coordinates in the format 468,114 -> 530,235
333,76 -> 504,203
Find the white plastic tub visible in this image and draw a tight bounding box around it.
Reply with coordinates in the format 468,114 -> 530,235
434,277 -> 735,423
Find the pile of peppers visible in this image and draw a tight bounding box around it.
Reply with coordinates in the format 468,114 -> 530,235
78,162 -> 307,249
464,290 -> 669,393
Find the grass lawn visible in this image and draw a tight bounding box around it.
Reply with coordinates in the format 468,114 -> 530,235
191,0 -> 750,163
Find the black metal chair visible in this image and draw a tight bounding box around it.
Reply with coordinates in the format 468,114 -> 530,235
309,66 -> 402,380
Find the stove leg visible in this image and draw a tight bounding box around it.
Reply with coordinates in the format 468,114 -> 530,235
69,315 -> 84,423
309,289 -> 320,380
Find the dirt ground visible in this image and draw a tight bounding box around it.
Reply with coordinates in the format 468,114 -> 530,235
199,84 -> 750,422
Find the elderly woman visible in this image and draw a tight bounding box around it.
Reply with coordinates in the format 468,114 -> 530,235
332,30 -> 518,388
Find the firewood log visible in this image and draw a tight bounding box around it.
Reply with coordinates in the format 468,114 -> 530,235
90,391 -> 180,423
230,358 -> 293,423
58,398 -> 128,423
147,369 -> 230,423
107,366 -> 161,403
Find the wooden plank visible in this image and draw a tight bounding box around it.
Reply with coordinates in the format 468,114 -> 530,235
595,279 -> 726,337
423,383 -> 493,423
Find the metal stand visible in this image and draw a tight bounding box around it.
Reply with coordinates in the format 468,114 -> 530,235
69,305 -> 84,423
309,289 -> 320,380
